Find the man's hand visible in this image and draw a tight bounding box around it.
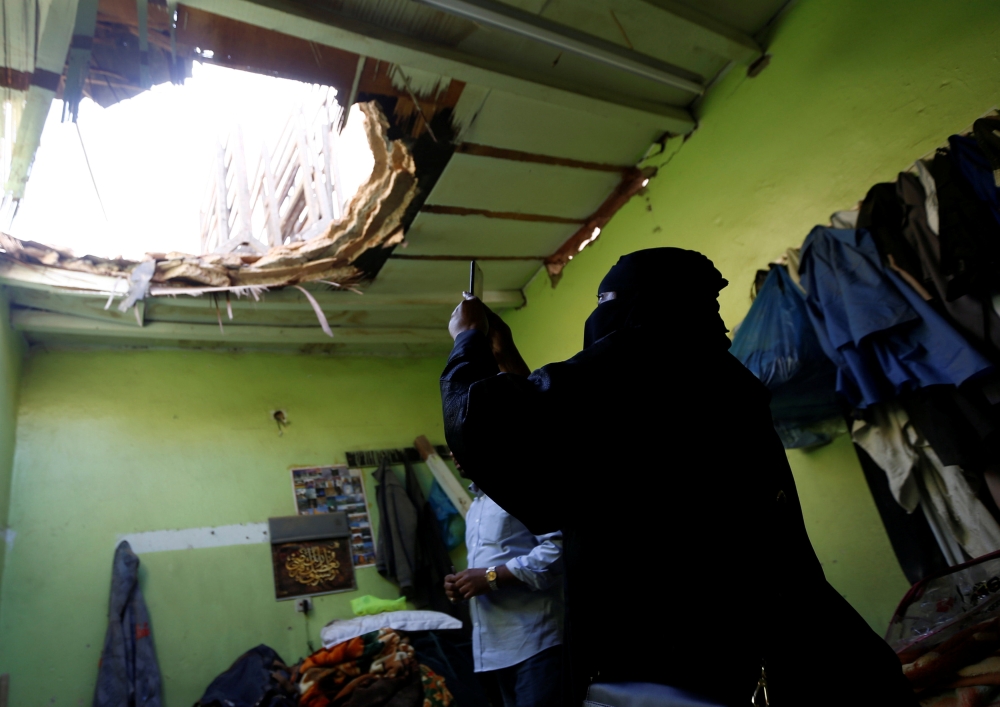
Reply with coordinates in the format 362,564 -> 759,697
445,568 -> 490,601
443,566 -> 522,601
448,294 -> 489,340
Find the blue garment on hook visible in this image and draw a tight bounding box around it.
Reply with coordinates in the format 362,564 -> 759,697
730,266 -> 840,447
93,541 -> 162,707
798,226 -> 993,408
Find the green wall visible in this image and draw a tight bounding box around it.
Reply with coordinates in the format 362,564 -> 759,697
0,290 -> 24,595
0,350 -> 459,707
507,0 -> 1000,631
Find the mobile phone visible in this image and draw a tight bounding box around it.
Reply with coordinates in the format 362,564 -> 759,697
469,260 -> 484,300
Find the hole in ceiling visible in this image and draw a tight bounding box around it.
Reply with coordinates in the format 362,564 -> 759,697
10,63 -> 375,261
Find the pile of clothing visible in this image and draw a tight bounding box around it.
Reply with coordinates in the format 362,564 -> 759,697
195,618 -> 485,707
732,114 -> 1000,583
299,628 -> 452,707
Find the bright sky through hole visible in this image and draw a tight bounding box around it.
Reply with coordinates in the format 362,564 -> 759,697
10,62 -> 375,260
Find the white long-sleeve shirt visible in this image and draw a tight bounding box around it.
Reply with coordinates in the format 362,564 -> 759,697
465,485 -> 564,672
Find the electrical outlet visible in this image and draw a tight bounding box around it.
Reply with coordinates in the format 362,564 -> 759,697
295,598 -> 313,613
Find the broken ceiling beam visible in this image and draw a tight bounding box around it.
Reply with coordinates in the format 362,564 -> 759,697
10,310 -> 453,345
179,0 -> 696,133
638,0 -> 762,63
413,0 -> 704,93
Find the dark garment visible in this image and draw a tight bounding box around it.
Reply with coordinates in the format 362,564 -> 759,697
93,541 -> 162,707
798,226 -> 992,408
403,460 -> 464,618
973,117 -> 1000,180
930,148 -> 1000,302
195,645 -> 296,707
859,182 -> 922,280
896,171 -> 1000,354
492,645 -> 562,707
375,458 -> 421,593
950,135 -> 1000,227
441,327 -> 917,706
374,458 -> 463,619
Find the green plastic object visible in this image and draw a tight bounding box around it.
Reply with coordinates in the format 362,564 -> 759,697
350,594 -> 407,616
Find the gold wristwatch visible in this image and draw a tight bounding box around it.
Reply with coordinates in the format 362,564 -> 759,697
486,566 -> 499,591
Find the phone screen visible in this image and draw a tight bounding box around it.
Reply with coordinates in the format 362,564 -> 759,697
470,260 -> 484,300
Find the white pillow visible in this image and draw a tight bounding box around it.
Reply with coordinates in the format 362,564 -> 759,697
320,610 -> 463,648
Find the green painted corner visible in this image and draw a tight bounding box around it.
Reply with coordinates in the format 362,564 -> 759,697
505,0 -> 1000,631
0,288 -> 25,596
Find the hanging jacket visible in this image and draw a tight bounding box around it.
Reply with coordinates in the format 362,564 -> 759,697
973,116 -> 1000,187
930,147 -> 1000,302
373,459 -> 463,619
374,459 -> 420,594
898,170 -> 1000,354
93,541 -> 162,707
403,459 -> 463,618
950,134 -> 1000,227
798,226 -> 993,408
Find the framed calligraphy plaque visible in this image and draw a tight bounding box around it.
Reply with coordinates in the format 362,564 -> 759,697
268,513 -> 356,600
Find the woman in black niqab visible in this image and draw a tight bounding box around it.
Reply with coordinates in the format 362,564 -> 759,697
441,248 -> 918,707
583,248 -> 731,350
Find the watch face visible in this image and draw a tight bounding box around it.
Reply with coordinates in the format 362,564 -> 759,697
486,569 -> 497,581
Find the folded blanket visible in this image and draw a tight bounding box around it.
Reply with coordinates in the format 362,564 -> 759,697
299,628 -> 452,707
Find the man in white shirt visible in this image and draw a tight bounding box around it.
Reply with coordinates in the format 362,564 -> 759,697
444,484 -> 564,707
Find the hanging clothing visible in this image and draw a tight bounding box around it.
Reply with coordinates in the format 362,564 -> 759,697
914,160 -> 940,235
830,209 -> 859,229
798,226 -> 993,408
929,148 -> 1000,302
374,458 -> 462,618
730,266 -> 841,448
402,459 -> 461,618
897,171 -> 1000,353
972,116 -> 1000,187
859,182 -> 924,284
852,402 -> 1000,562
374,459 -> 420,594
854,442 -> 950,584
93,541 -> 162,707
950,135 -> 1000,227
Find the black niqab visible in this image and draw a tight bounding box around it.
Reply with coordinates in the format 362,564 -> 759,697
583,247 -> 731,349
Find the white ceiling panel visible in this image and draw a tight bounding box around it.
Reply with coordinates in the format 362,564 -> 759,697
460,89 -> 663,165
425,153 -> 623,219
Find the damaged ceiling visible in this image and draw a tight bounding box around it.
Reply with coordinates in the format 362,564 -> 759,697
0,0 -> 787,354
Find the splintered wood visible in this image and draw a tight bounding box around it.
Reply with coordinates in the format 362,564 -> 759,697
0,102 -> 416,292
